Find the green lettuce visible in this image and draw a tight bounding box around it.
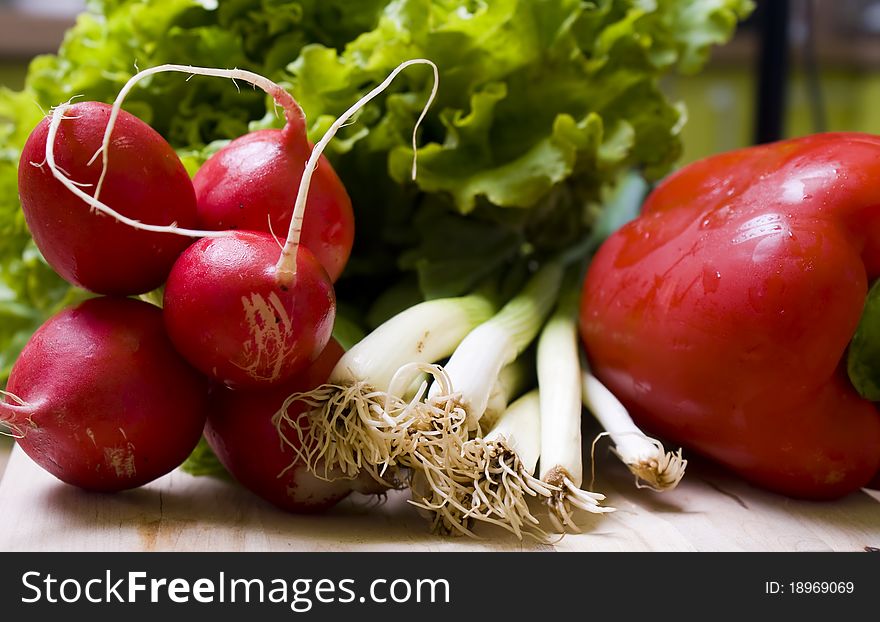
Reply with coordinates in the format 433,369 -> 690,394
180,436 -> 229,478
0,0 -> 752,383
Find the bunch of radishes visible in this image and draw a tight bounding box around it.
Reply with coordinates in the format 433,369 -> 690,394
0,61 -> 434,511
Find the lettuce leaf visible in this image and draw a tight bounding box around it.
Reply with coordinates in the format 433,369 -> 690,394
179,436 -> 229,478
0,0 -> 752,383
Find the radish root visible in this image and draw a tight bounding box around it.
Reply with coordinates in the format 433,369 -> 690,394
92,64 -> 307,202
44,104 -> 227,239
44,64 -> 301,240
0,389 -> 33,438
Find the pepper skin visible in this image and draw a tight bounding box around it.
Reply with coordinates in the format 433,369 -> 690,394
580,133 -> 880,499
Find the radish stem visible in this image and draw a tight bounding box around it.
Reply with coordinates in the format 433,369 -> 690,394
581,364 -> 687,491
275,58 -> 438,283
45,59 -> 437,262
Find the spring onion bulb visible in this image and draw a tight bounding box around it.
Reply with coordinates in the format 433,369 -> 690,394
581,362 -> 687,491
407,359 -> 525,536
275,294 -> 494,481
537,291 -> 612,532
409,358 -> 527,535
410,390 -> 553,539
412,263 -> 564,534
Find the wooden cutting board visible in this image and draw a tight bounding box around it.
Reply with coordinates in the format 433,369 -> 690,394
0,443 -> 877,552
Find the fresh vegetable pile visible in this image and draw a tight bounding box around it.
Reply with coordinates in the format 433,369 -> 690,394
0,53 -> 672,538
12,0 -> 853,540
0,0 -> 754,379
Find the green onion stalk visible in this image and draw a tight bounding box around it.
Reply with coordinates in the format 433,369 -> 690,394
536,285 -> 613,532
407,262 -> 613,538
581,360 -> 687,492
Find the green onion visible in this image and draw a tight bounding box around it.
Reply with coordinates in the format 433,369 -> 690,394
275,294 -> 494,482
413,263 -> 565,536
581,362 -> 687,491
482,357 -> 532,431
427,261 -> 563,424
411,390 -> 552,539
536,288 -> 612,532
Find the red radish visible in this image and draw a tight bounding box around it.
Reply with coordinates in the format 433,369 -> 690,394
0,297 -> 209,492
205,339 -> 385,512
18,101 -> 198,295
193,129 -> 354,282
162,231 -> 335,388
45,61 -> 437,389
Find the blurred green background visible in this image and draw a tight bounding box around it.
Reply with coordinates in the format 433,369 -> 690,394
0,64 -> 24,89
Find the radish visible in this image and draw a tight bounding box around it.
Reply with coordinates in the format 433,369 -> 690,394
187,61 -> 353,282
163,231 -> 336,388
0,297 -> 208,492
44,61 -> 437,388
193,130 -> 354,282
18,101 -> 198,295
205,339 -> 390,513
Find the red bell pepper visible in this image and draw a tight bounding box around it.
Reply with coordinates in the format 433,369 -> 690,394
580,132 -> 880,499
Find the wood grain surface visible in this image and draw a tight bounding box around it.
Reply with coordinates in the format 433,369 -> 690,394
1,443 -> 877,552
